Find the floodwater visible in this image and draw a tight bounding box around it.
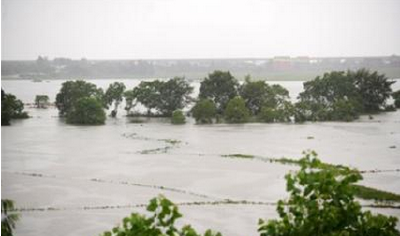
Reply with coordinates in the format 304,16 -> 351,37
2,79 -> 400,236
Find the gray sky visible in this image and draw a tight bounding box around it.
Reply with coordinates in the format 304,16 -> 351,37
2,0 -> 400,60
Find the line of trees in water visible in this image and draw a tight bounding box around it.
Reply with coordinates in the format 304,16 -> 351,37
2,68 -> 400,126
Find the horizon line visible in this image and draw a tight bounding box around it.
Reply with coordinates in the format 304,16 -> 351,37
2,54 -> 400,61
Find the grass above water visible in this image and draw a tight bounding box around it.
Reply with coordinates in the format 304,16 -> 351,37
221,154 -> 255,159
221,153 -> 400,203
353,185 -> 400,202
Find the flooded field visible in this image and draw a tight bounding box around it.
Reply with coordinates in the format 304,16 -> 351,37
2,79 -> 400,236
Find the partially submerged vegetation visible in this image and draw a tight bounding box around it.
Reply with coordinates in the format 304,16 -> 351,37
1,89 -> 29,125
102,152 -> 399,236
221,152 -> 400,203
171,110 -> 186,124
353,185 -> 400,202
258,152 -> 399,236
34,95 -> 50,108
221,154 -> 255,159
48,68 -> 398,125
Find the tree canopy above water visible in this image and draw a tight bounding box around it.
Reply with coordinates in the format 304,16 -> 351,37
55,80 -> 104,117
1,89 -> 29,126
199,71 -> 239,114
124,77 -> 193,116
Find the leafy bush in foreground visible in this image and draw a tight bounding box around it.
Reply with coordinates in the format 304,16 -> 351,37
258,151 -> 399,236
1,199 -> 19,236
101,151 -> 399,236
101,195 -> 221,236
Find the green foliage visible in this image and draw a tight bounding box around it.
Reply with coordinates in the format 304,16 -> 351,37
35,95 -> 50,108
240,78 -> 271,115
395,99 -> 400,109
224,96 -> 250,123
124,89 -> 139,115
55,80 -> 104,116
350,69 -> 394,112
352,185 -> 400,202
101,195 -> 222,236
258,151 -> 399,236
331,99 -> 360,121
259,101 -> 294,123
158,77 -> 194,116
171,110 -> 186,124
125,77 -> 193,116
392,90 -> 400,108
104,82 -> 126,117
239,78 -> 294,123
296,69 -> 393,122
2,199 -> 19,236
199,71 -> 239,114
2,89 -> 29,125
191,99 -> 217,124
258,106 -> 276,123
66,97 -> 106,125
221,154 -> 255,159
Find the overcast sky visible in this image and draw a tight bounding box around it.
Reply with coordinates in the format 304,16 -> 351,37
2,0 -> 400,60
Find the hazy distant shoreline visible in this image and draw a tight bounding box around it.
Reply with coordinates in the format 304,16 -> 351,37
3,56 -> 400,81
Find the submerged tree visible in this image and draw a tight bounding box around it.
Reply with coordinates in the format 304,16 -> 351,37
199,71 -> 239,114
171,110 -> 186,124
55,80 -> 104,116
104,82 -> 126,117
55,80 -> 105,125
66,97 -> 106,125
125,77 -> 193,116
258,151 -> 399,236
2,89 -> 29,125
101,195 -> 222,236
35,95 -> 50,108
191,99 -> 217,124
56,80 -> 104,115
392,90 -> 400,108
350,69 -> 394,112
1,199 -> 19,236
240,77 -> 271,115
224,96 -> 250,123
157,77 -> 193,116
295,69 -> 394,122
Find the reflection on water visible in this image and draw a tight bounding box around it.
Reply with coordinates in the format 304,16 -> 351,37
2,79 -> 400,236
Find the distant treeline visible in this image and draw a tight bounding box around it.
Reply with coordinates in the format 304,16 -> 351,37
2,55 -> 400,80
49,68 -> 400,125
3,68 -> 399,126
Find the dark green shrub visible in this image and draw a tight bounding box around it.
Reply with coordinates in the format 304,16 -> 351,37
35,95 -> 50,108
224,96 -> 250,123
171,110 -> 186,124
55,80 -> 104,116
2,89 -> 29,125
199,70 -> 239,113
66,97 -> 106,125
192,99 -> 217,124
